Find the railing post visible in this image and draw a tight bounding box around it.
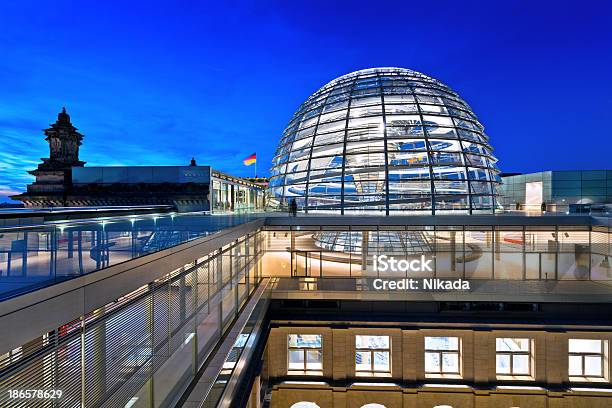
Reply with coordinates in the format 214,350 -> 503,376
217,250 -> 223,336
192,264 -> 198,375
180,275 -> 186,324
80,316 -> 85,408
148,282 -> 155,408
167,279 -> 172,356
232,244 -> 238,318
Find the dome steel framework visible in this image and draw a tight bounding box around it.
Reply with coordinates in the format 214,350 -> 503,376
270,67 -> 501,214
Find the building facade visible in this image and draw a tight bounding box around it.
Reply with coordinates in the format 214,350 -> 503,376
500,171 -> 612,213
267,325 -> 612,408
11,109 -> 265,213
1,69 -> 610,408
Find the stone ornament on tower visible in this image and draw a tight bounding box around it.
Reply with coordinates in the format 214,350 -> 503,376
40,107 -> 85,170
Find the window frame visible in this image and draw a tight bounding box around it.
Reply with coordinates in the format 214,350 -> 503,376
568,339 -> 605,378
287,334 -> 323,374
354,335 -> 391,376
495,337 -> 533,377
424,336 -> 461,375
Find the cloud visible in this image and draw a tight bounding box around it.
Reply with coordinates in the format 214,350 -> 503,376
0,186 -> 22,203
0,187 -> 20,195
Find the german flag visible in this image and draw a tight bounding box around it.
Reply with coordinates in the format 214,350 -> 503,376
243,153 -> 256,166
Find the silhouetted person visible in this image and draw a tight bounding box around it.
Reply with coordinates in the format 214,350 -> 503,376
541,202 -> 547,213
289,198 -> 298,217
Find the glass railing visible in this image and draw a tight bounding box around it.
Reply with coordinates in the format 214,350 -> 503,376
0,212 -> 264,300
2,211 -> 610,301
0,231 -> 264,408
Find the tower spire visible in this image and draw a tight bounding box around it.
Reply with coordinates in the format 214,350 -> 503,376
57,106 -> 71,123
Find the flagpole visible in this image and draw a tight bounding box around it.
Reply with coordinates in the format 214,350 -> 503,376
254,155 -> 257,178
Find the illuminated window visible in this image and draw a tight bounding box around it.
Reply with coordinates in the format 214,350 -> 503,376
288,334 -> 322,374
569,339 -> 605,378
424,336 -> 460,374
525,181 -> 543,210
355,335 -> 391,375
496,338 -> 532,376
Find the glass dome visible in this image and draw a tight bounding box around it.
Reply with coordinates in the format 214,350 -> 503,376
270,67 -> 501,214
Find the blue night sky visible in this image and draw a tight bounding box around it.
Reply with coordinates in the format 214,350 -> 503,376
1,0 -> 611,202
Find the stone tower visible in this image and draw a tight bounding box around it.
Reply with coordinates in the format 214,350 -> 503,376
40,107 -> 85,170
11,108 -> 86,206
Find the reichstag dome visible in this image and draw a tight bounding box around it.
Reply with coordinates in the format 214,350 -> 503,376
270,67 -> 501,214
